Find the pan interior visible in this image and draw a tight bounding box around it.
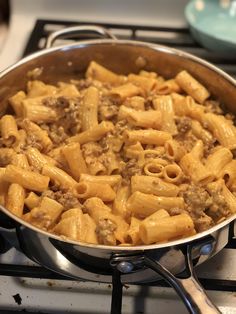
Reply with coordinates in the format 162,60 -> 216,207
0,39 -> 236,252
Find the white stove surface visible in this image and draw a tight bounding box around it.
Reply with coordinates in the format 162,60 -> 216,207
0,247 -> 236,313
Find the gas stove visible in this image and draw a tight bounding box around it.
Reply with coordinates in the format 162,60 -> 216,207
0,1 -> 236,313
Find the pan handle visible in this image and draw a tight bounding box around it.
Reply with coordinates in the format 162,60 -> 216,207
143,245 -> 221,314
45,25 -> 117,49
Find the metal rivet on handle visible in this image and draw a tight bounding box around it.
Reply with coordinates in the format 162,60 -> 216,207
200,243 -> 213,255
116,261 -> 134,273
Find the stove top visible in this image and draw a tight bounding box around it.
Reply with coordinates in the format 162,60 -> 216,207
0,237 -> 236,314
0,17 -> 236,314
23,19 -> 236,80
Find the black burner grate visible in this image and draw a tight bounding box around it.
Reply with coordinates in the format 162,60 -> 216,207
0,261 -> 236,292
23,19 -> 236,78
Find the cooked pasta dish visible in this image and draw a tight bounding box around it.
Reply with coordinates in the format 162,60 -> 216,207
0,61 -> 235,246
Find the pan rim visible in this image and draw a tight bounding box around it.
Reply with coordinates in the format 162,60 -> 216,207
0,38 -> 235,251
0,38 -> 235,87
1,204 -> 235,251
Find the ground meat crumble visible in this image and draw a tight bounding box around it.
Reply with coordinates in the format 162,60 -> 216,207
206,189 -> 231,222
41,124 -> 68,145
121,158 -> 142,181
42,190 -> 81,210
43,96 -> 82,136
96,219 -> 117,245
176,117 -> 192,134
99,96 -> 119,121
181,184 -> 214,232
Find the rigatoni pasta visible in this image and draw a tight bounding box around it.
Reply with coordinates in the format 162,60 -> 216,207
152,95 -> 177,134
140,212 -> 195,244
175,70 -> 210,104
4,165 -> 50,192
0,115 -> 19,146
0,61 -> 235,246
68,121 -> 114,144
81,86 -> 99,131
204,113 -> 236,150
118,105 -> 162,129
123,129 -> 172,145
131,175 -> 179,197
61,142 -> 88,180
6,183 -> 25,217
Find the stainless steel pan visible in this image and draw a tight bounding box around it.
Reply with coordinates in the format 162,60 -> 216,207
0,25 -> 236,314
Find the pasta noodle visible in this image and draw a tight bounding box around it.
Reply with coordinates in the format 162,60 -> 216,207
123,96 -> 145,111
42,165 -> 77,190
204,113 -> 236,150
0,115 -> 19,146
205,147 -> 233,178
162,164 -> 183,184
80,174 -> 121,187
155,79 -> 181,95
13,129 -> 27,153
123,129 -> 172,145
191,120 -> 214,144
23,100 -> 57,123
131,175 -> 179,197
61,143 -> 88,180
179,141 -> 214,185
113,185 -> 130,219
127,191 -> 185,217
81,86 -> 99,131
140,212 -> 194,244
67,121 -> 114,144
24,192 -> 41,210
11,153 -> 30,169
4,165 -> 50,192
0,168 -> 9,205
164,139 -> 186,162
127,73 -> 157,93
21,119 -> 52,152
6,183 -> 25,217
118,105 -> 162,129
175,70 -> 210,103
126,217 -> 142,245
220,160 -> 236,187
172,94 -> 205,122
143,161 -> 164,178
52,208 -> 85,241
0,62 -> 234,247
76,181 -> 116,202
110,83 -> 142,101
152,95 -> 177,134
9,91 -> 26,116
26,147 -> 54,171
86,61 -> 122,84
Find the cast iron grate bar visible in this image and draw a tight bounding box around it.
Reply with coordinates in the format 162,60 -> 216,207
23,19 -> 192,57
0,263 -> 236,292
22,19 -> 236,78
111,269 -> 123,314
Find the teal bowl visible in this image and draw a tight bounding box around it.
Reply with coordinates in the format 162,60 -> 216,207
185,0 -> 236,53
